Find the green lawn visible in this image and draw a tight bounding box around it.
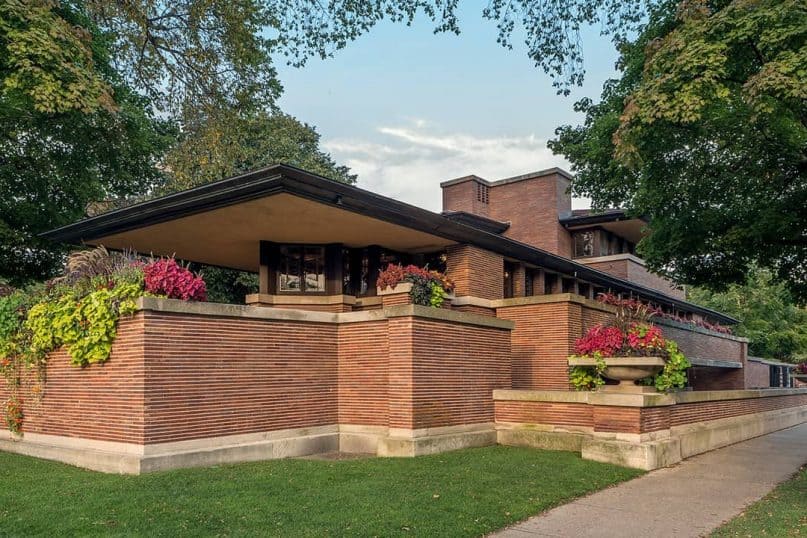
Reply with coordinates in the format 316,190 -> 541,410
711,465 -> 807,537
0,447 -> 641,537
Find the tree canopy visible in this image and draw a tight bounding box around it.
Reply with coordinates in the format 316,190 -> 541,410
0,0 -> 352,286
550,0 -> 807,302
689,269 -> 807,362
0,1 -> 174,283
269,0 -> 649,94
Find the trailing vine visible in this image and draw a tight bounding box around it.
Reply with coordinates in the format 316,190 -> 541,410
0,248 -> 207,434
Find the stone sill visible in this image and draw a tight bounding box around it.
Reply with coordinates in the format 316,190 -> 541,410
245,293 -> 356,306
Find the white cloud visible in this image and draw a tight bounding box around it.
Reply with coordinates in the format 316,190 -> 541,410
323,122 -> 590,212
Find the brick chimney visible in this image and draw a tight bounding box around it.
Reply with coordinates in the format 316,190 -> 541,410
441,168 -> 573,257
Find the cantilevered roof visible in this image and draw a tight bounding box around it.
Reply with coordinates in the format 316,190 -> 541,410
560,209 -> 648,244
44,164 -> 738,324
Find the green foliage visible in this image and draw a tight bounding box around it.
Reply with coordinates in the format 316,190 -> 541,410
164,111 -> 355,192
0,2 -> 174,285
26,281 -> 142,367
569,354 -> 607,391
550,0 -> 807,302
196,267 -> 258,305
654,340 -> 690,392
688,269 -> 807,362
428,281 -> 447,308
271,0 -> 649,94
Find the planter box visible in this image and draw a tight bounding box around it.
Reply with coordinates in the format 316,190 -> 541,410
568,356 -> 666,394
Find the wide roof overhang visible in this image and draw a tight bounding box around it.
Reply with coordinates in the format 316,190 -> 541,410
560,211 -> 648,244
43,164 -> 738,324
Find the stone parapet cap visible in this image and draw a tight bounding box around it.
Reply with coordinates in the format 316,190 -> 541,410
383,304 -> 513,330
245,293 -> 356,306
674,388 -> 807,404
135,296 -> 512,329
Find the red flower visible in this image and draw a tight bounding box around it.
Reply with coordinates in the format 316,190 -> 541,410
143,258 -> 207,301
574,325 -> 625,356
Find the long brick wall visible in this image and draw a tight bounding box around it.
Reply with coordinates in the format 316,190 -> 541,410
494,391 -> 807,435
4,302 -> 513,446
142,312 -> 339,444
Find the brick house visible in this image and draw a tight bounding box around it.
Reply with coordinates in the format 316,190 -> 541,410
3,164 -> 805,473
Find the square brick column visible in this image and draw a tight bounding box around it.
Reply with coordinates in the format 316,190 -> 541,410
445,244 -> 503,300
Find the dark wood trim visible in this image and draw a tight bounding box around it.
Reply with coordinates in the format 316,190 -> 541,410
258,241 -> 277,295
366,245 -> 382,296
325,243 -> 343,295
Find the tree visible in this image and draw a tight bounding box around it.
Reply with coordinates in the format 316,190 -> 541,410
688,269 -> 807,362
550,0 -> 807,301
0,1 -> 174,285
1,0 -> 352,290
268,0 -> 649,94
165,110 -> 355,190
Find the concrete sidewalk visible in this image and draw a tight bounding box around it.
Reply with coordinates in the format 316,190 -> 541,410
494,423 -> 807,538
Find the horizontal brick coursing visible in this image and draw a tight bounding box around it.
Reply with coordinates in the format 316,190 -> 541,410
407,318 -> 511,429
445,245 -> 503,300
337,320 -> 389,426
0,314 -> 146,444
669,394 -> 807,427
5,308 -> 513,445
494,401 -> 592,428
143,312 -> 338,444
495,393 -> 807,435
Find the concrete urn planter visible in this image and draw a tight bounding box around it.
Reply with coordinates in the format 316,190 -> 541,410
568,356 -> 666,393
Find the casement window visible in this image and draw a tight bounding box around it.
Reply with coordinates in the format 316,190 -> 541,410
573,231 -> 595,258
278,245 -> 326,293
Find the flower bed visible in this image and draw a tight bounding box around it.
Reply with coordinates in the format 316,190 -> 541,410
377,264 -> 454,308
0,247 -> 206,433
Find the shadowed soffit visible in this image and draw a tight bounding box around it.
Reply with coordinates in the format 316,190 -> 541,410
43,164 -> 738,324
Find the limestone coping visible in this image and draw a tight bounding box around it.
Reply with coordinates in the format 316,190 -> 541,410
244,293 -> 356,306
135,297 -> 513,330
493,387 -> 807,408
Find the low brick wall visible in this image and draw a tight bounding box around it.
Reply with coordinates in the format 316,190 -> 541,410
1,298 -> 513,471
495,389 -> 807,434
494,388 -> 807,469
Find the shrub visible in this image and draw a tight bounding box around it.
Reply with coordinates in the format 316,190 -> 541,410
377,264 -> 454,308
144,258 -> 207,301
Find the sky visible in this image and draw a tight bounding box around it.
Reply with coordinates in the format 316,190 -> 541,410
273,5 -> 621,212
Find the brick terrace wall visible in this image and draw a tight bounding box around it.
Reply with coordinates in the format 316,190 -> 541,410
0,314 -> 146,444
143,312 -> 338,444
5,303 -> 513,445
494,392 -> 807,435
445,244 -> 503,300
338,320 -> 389,426
496,297 -> 613,390
405,318 -> 511,429
494,401 -> 592,429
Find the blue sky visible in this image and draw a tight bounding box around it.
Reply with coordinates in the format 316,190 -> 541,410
274,5 -> 621,211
